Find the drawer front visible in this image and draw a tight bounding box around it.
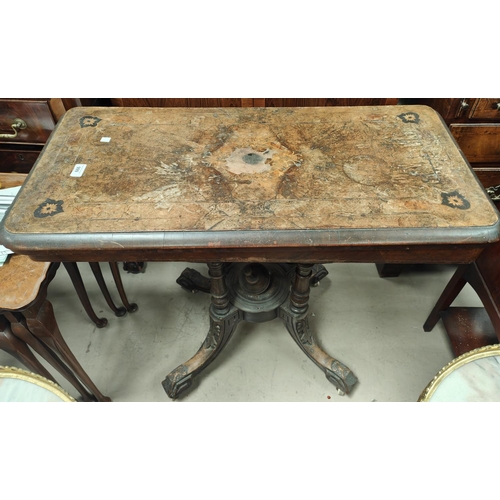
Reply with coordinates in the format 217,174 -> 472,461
0,99 -> 55,145
0,149 -> 40,173
450,124 -> 500,163
468,98 -> 500,120
474,168 -> 500,190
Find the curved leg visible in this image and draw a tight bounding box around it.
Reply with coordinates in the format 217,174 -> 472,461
109,262 -> 138,313
280,308 -> 357,394
162,308 -> 241,399
63,262 -> 108,328
23,300 -> 111,402
4,312 -> 95,401
280,263 -> 358,395
89,262 -> 127,317
163,262 -> 241,399
0,316 -> 58,383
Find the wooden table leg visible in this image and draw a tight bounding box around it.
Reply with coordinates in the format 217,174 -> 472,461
109,262 -> 138,313
3,311 -> 96,401
23,299 -> 111,402
89,262 -> 127,317
0,315 -> 58,384
376,263 -> 406,278
423,264 -> 469,332
63,262 -> 108,328
163,262 -> 242,399
279,263 -> 358,395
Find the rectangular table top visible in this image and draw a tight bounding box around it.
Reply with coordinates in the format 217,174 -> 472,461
1,105 -> 499,263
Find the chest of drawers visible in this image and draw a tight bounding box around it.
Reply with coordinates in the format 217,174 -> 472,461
0,98 -> 80,174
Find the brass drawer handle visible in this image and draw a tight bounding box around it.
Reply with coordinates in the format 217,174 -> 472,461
0,118 -> 27,139
496,102 -> 500,111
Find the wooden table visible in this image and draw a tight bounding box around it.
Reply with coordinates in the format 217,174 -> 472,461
1,105 -> 499,399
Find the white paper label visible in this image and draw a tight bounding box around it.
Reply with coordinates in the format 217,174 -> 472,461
71,164 -> 87,177
100,137 -> 111,143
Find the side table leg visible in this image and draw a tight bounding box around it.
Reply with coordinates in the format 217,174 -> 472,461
162,262 -> 241,399
280,263 -> 358,395
24,300 -> 111,402
4,312 -> 96,401
0,316 -> 59,384
64,262 -> 108,328
89,262 -> 127,317
109,262 -> 138,313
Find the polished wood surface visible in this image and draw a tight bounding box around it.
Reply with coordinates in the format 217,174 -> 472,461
263,98 -> 398,106
110,98 -> 398,108
0,99 -> 61,145
469,99 -> 500,120
0,98 -> 81,174
111,98 -> 255,107
1,105 -> 498,263
450,124 -> 500,164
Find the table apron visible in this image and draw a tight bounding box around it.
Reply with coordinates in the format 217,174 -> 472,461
19,243 -> 485,265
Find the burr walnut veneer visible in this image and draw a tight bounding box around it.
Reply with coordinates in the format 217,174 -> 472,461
1,105 -> 499,398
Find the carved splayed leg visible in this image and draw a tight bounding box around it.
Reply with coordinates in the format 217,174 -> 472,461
162,309 -> 241,399
280,263 -> 358,395
163,262 -> 241,399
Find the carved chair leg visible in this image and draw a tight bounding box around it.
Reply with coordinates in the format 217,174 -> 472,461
280,263 -> 358,395
23,300 -> 111,402
63,262 -> 108,328
3,312 -> 95,401
0,316 -> 58,383
109,262 -> 138,313
89,262 -> 127,317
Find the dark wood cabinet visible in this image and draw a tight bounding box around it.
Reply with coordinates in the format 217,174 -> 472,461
110,98 -> 398,108
261,98 -> 398,107
0,98 -> 80,174
401,98 -> 500,196
110,98 -> 257,107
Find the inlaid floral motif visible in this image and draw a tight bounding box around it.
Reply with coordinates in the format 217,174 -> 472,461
397,112 -> 420,124
441,190 -> 471,210
34,199 -> 64,218
79,116 -> 102,128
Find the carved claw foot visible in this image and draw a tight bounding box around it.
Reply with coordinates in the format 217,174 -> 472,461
279,305 -> 358,395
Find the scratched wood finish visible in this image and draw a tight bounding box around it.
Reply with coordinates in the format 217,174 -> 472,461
0,105 -> 498,263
